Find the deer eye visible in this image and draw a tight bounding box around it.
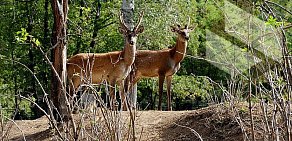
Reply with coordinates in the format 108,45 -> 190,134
127,30 -> 132,34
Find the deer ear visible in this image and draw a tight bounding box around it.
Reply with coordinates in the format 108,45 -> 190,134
119,27 -> 127,34
171,26 -> 178,32
135,26 -> 144,34
188,24 -> 197,32
187,26 -> 194,32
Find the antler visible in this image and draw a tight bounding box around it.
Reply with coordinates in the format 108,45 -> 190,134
187,16 -> 190,28
170,24 -> 180,32
119,11 -> 129,30
185,16 -> 190,29
134,11 -> 144,31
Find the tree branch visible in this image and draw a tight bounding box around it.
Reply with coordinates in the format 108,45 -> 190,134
265,1 -> 292,15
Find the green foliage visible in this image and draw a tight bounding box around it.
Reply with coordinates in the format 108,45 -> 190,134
0,0 -> 51,119
136,75 -> 213,110
0,85 -> 15,119
135,0 -> 199,54
239,106 -> 247,115
265,16 -> 283,27
15,28 -> 41,46
172,75 -> 212,101
15,28 -> 29,43
0,0 -> 291,117
67,0 -> 121,55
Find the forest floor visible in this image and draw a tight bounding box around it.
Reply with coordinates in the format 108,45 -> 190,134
4,103 -> 252,141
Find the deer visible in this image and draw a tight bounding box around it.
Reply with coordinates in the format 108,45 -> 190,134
125,18 -> 195,111
67,12 -> 144,111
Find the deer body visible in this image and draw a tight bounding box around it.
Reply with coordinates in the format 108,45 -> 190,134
67,51 -> 133,89
135,41 -> 187,78
127,23 -> 194,111
67,12 -> 144,110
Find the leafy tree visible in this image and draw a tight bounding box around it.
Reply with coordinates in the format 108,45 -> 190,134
0,0 -> 291,117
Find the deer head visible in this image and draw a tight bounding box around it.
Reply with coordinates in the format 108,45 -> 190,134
119,11 -> 144,46
171,17 -> 195,42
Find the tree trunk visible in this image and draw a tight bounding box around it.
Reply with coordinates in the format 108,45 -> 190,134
90,1 -> 114,49
32,0 -> 50,118
26,0 -> 39,118
51,0 -> 68,121
89,0 -> 101,48
42,0 -> 49,92
12,50 -> 20,120
74,0 -> 85,55
121,0 -> 134,30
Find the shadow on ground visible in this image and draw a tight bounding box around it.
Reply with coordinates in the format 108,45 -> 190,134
10,128 -> 53,141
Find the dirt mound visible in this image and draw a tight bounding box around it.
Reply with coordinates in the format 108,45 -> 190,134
5,104 -> 244,141
160,106 -> 242,141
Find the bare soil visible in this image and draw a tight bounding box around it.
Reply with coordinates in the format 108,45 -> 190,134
4,104 -> 245,141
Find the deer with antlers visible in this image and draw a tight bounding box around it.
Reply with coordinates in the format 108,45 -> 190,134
67,12 -> 144,110
126,18 -> 195,111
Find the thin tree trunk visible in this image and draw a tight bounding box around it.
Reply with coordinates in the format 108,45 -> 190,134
74,0 -> 84,54
149,86 -> 154,110
51,0 -> 68,121
42,0 -> 49,92
32,0 -> 50,118
12,50 -> 20,120
90,0 -> 114,49
280,26 -> 291,141
121,0 -> 134,30
26,0 -> 38,118
89,0 -> 101,48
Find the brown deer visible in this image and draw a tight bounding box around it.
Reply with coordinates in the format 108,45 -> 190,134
67,12 -> 144,110
126,19 -> 195,111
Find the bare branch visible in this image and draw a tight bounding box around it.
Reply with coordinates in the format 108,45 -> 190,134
265,0 -> 292,15
174,123 -> 203,141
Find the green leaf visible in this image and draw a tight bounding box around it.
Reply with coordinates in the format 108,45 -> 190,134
266,16 -> 282,27
35,39 -> 41,46
32,38 -> 41,46
241,47 -> 248,52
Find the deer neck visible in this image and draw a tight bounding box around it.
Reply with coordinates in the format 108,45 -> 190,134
172,38 -> 187,63
122,43 -> 136,66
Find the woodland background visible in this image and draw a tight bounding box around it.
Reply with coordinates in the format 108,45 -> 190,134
0,0 -> 291,120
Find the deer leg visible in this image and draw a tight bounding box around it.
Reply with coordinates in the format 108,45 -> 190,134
131,83 -> 137,109
128,77 -> 140,93
126,76 -> 140,109
69,78 -> 81,113
124,71 -> 137,94
124,73 -> 133,94
158,75 -> 165,110
118,80 -> 128,111
166,75 -> 172,111
109,80 -> 117,110
69,77 -> 81,97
